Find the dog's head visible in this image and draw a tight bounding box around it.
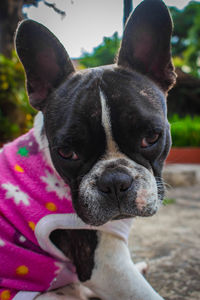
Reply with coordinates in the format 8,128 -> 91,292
15,0 -> 176,226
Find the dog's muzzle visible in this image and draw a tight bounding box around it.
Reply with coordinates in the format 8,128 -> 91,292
77,158 -> 161,226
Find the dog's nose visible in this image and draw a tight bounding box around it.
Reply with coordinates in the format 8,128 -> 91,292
97,170 -> 133,199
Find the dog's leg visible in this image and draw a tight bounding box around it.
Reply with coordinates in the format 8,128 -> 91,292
35,283 -> 96,300
84,232 -> 164,300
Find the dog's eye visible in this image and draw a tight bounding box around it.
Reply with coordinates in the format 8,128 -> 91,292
141,133 -> 160,148
58,149 -> 79,161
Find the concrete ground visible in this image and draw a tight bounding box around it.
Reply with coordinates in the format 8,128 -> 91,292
128,164 -> 200,300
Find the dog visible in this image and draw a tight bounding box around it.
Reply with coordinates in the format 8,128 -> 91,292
0,0 -> 176,299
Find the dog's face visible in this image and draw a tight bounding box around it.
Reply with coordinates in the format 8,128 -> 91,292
15,0 -> 176,226
43,68 -> 172,226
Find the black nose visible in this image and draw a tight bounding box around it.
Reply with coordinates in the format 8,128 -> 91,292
97,170 -> 133,199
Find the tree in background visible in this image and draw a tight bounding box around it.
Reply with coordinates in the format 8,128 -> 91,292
170,1 -> 200,78
80,32 -> 121,68
0,0 -> 65,58
167,1 -> 200,117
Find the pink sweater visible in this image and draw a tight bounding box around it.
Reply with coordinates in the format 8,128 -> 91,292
0,129 -> 133,300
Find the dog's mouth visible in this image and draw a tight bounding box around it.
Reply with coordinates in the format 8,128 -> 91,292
74,194 -> 161,226
112,208 -> 159,220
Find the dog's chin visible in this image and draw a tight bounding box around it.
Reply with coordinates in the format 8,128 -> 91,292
76,204 -> 159,227
76,209 -> 114,226
113,208 -> 159,220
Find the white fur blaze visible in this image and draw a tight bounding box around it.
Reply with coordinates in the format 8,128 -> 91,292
100,89 -> 122,158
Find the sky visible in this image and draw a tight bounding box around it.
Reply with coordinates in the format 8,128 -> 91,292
25,0 -> 200,58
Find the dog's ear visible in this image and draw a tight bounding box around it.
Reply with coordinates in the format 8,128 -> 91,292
15,20 -> 75,110
117,0 -> 176,92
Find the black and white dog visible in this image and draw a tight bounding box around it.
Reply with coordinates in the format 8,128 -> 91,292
7,0 -> 176,299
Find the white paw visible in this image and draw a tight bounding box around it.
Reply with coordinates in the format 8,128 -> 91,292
135,261 -> 148,275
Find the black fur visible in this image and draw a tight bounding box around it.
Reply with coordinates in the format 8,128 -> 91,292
50,230 -> 98,282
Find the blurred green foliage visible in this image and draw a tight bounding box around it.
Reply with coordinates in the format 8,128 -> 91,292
163,198 -> 176,205
170,1 -> 200,77
170,115 -> 200,147
80,32 -> 120,68
0,52 -> 36,143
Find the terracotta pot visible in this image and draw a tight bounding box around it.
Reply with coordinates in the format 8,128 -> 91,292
166,147 -> 200,164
